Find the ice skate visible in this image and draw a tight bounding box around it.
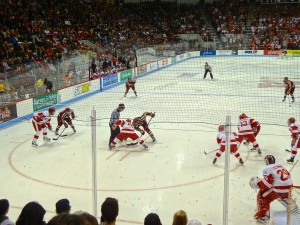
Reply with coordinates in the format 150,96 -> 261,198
257,148 -> 262,155
72,127 -> 76,133
213,158 -> 217,164
109,145 -> 115,150
151,136 -> 156,142
239,158 -> 244,165
143,144 -> 148,150
55,131 -> 59,136
32,141 -> 38,147
43,136 -> 51,142
287,156 -> 295,163
255,215 -> 270,225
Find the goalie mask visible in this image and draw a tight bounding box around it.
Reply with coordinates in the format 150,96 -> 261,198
264,155 -> 275,165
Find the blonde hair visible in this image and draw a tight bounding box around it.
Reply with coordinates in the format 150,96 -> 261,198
172,210 -> 188,225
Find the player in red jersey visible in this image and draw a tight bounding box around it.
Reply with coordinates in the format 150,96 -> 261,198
132,112 -> 156,142
282,77 -> 295,103
32,107 -> 55,146
213,125 -> 243,164
244,117 -> 260,147
55,108 -> 76,135
124,78 -> 137,97
287,117 -> 300,163
249,155 -> 293,224
236,113 -> 261,154
109,119 -> 148,150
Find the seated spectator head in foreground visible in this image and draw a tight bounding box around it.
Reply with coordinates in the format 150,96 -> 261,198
100,197 -> 119,224
144,213 -> 162,225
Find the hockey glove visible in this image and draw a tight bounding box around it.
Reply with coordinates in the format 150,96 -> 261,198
64,123 -> 68,128
140,130 -> 145,135
112,124 -> 117,130
151,112 -> 155,117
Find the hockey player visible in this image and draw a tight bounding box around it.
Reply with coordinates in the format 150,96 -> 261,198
109,119 -> 148,150
244,117 -> 260,147
32,107 -> 55,146
237,113 -> 261,154
124,77 -> 137,97
287,117 -> 300,163
109,103 -> 125,146
55,108 -> 76,135
132,112 -> 156,142
249,155 -> 293,224
203,62 -> 213,79
213,125 -> 243,164
282,77 -> 295,103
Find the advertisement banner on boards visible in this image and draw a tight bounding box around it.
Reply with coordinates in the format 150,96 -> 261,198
0,104 -> 17,123
33,91 -> 59,111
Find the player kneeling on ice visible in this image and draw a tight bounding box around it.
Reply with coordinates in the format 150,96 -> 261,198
32,107 -> 55,147
55,108 -> 76,135
249,155 -> 294,224
133,112 -> 156,142
237,113 -> 261,155
287,117 -> 300,163
109,118 -> 148,150
213,125 -> 243,165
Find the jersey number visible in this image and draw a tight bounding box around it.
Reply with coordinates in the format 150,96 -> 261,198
276,169 -> 289,181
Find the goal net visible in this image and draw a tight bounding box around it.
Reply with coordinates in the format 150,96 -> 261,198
287,186 -> 300,225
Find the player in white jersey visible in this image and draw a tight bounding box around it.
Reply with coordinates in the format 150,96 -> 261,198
213,125 -> 243,164
287,117 -> 300,163
109,119 -> 148,150
236,113 -> 261,154
32,107 -> 55,146
249,155 -> 293,224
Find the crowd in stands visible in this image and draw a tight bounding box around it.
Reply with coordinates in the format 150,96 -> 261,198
0,198 -> 203,225
206,0 -> 248,49
248,3 -> 300,50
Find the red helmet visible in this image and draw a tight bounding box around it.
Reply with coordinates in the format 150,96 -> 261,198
288,117 -> 296,125
218,125 -> 225,132
239,113 -> 246,119
264,155 -> 275,165
48,107 -> 55,115
65,107 -> 71,114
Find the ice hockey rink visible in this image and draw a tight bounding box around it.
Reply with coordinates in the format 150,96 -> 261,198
1,56 -> 300,225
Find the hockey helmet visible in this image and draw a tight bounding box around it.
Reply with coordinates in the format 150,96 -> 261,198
218,125 -> 225,132
239,113 -> 247,120
118,103 -> 125,110
65,107 -> 71,114
283,77 -> 288,83
48,107 -> 55,115
264,155 -> 275,165
126,118 -> 131,123
288,117 -> 296,125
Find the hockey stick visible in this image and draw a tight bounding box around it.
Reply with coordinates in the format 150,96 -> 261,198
286,149 -> 291,152
289,159 -> 299,172
53,128 -> 67,140
126,115 -> 155,146
204,149 -> 218,155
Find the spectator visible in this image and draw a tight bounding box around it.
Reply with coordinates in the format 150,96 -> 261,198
0,199 -> 14,225
89,59 -> 97,81
172,210 -> 188,225
47,213 -> 90,225
44,78 -> 53,93
144,213 -> 162,225
55,199 -> 71,214
0,81 -> 5,94
73,211 -> 98,225
16,202 -> 46,225
100,197 -> 119,225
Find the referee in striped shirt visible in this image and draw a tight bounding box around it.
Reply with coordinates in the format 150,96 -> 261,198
109,103 -> 125,147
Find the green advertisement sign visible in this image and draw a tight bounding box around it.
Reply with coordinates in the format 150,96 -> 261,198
120,69 -> 133,81
33,91 -> 59,111
172,56 -> 177,64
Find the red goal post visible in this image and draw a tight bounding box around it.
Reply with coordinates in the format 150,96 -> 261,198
287,186 -> 300,225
